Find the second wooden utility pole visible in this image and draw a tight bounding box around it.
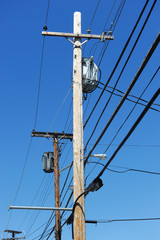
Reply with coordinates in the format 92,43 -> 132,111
54,138 -> 61,240
73,12 -> 85,240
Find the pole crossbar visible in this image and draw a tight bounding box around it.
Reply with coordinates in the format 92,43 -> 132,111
42,31 -> 114,40
31,131 -> 73,140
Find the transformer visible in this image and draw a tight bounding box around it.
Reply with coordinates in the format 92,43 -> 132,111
82,56 -> 99,93
42,152 -> 54,173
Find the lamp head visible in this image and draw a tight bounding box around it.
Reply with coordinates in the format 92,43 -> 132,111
91,154 -> 107,160
86,177 -> 103,192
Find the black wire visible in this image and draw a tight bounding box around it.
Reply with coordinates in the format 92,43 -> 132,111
96,88 -> 160,179
7,137 -> 33,229
103,0 -> 117,31
99,73 -> 160,107
34,36 -> 45,130
71,191 -> 87,240
97,85 -> 160,112
84,0 -> 150,129
84,0 -> 158,151
88,0 -> 101,30
45,0 -> 51,26
107,167 -> 160,175
103,67 -> 160,155
12,138 -> 32,206
97,0 -> 126,67
89,0 -> 117,57
34,0 -> 51,129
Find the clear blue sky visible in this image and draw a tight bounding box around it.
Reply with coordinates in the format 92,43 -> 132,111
1,0 -> 160,239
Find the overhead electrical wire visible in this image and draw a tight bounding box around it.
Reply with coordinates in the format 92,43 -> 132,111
31,1 -> 158,238
98,76 -> 160,108
96,88 -> 160,179
84,0 -> 150,129
83,0 -> 101,55
97,0 -> 126,67
97,85 -> 160,112
107,166 -> 160,175
84,66 -> 160,180
42,3 -> 158,238
34,0 -> 51,130
90,0 -> 117,57
84,24 -> 160,165
26,176 -> 53,235
84,0 -> 158,151
45,68 -> 160,239
88,0 -> 101,32
19,175 -> 47,229
6,137 -> 33,230
103,67 -> 160,155
7,0 -> 52,232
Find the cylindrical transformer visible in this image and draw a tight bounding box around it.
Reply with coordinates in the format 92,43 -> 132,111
82,56 -> 99,93
42,152 -> 54,173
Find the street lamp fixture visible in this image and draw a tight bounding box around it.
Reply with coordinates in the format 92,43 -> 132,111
59,153 -> 107,174
86,177 -> 103,192
89,154 -> 107,160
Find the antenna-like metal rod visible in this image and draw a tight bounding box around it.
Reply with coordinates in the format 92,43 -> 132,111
8,205 -> 73,211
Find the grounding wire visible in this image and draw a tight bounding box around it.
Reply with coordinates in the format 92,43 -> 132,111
84,0 -> 150,129
84,0 -> 158,150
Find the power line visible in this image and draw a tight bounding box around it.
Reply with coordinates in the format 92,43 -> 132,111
107,167 -> 160,175
84,30 -> 160,164
97,0 -> 126,67
96,88 -> 160,179
6,137 -> 33,229
89,0 -> 117,57
84,0 -> 158,150
97,85 -> 160,112
84,0 -> 150,128
34,36 -> 46,130
88,0 -> 101,32
102,66 -> 160,155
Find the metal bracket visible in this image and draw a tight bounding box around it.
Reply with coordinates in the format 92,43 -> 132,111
65,37 -> 89,47
100,32 -> 107,42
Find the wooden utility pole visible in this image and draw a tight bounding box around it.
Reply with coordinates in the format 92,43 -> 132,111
2,230 -> 25,240
31,130 -> 73,240
72,12 -> 85,240
41,12 -> 113,240
54,137 -> 61,240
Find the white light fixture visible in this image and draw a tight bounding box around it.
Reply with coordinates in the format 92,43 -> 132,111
90,154 -> 107,160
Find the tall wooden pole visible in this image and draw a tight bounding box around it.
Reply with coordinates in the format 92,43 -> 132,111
54,138 -> 61,240
73,12 -> 85,240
